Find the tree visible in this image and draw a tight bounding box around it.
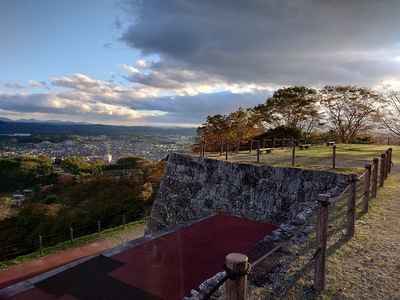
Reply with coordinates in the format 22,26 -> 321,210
255,86 -> 321,133
195,108 -> 263,153
195,114 -> 230,152
319,85 -> 382,143
227,107 -> 263,152
378,82 -> 400,138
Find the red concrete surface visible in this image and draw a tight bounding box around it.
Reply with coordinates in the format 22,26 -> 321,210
1,214 -> 277,300
109,214 -> 277,299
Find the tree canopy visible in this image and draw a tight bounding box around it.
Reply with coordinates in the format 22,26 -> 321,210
195,84 -> 390,150
319,85 -> 382,143
255,86 -> 321,133
378,82 -> 400,139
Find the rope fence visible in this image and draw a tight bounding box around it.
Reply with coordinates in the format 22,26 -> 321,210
187,148 -> 393,300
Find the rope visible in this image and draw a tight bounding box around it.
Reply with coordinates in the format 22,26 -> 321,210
204,274 -> 229,299
204,263 -> 251,299
328,209 -> 352,238
251,210 -> 317,268
280,247 -> 321,299
356,193 -> 366,207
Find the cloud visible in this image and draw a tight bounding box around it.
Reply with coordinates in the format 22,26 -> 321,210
0,69 -> 270,126
28,80 -> 50,90
119,0 -> 400,87
5,82 -> 24,89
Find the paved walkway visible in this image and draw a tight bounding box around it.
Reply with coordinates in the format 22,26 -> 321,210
0,214 -> 277,300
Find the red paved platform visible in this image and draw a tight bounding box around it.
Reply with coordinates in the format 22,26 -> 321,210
2,214 -> 277,300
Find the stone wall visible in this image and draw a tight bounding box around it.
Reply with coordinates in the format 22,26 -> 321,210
146,153 -> 351,233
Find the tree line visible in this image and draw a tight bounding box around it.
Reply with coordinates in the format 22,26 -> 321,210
195,84 -> 400,151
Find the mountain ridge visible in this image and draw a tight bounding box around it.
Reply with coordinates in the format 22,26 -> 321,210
0,118 -> 197,136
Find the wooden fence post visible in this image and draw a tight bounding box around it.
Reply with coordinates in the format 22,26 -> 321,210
384,149 -> 391,178
371,158 -> 379,198
122,214 -> 126,228
332,145 -> 336,169
347,174 -> 357,237
70,228 -> 74,243
388,148 -> 393,173
39,235 -> 43,255
362,164 -> 371,213
257,142 -> 261,163
379,153 -> 385,187
225,253 -> 249,300
225,142 -> 229,161
314,194 -> 330,292
291,144 -> 296,166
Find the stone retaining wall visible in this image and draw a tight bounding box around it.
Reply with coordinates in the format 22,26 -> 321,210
146,153 -> 351,233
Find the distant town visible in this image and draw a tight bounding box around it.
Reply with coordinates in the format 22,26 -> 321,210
0,133 -> 195,162
0,119 -> 197,162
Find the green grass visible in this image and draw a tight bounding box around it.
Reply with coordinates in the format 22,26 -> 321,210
206,144 -> 400,174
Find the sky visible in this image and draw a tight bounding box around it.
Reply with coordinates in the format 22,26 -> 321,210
1,0 -> 400,127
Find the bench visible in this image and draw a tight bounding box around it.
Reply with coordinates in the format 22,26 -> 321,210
257,148 -> 273,154
299,144 -> 311,150
326,141 -> 335,146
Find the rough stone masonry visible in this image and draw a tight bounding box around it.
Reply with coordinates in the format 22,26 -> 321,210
146,153 -> 351,233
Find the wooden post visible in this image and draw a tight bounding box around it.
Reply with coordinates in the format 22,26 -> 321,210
249,140 -> 253,153
362,164 -> 371,213
291,144 -> 295,166
385,150 -> 390,179
39,235 -> 43,255
314,194 -> 330,292
371,158 -> 379,199
346,174 -> 357,237
379,153 -> 385,187
332,145 -> 336,169
122,214 -> 126,228
225,253 -> 249,300
70,228 -> 74,243
388,148 -> 393,173
98,221 -> 101,234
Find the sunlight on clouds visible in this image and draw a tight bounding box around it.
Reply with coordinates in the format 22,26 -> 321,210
120,62 -> 269,98
121,64 -> 141,74
136,60 -> 151,68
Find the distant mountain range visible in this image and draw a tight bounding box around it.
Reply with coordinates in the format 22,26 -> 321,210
0,117 -> 197,136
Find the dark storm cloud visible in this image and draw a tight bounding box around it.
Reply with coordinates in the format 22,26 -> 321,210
119,0 -> 400,86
